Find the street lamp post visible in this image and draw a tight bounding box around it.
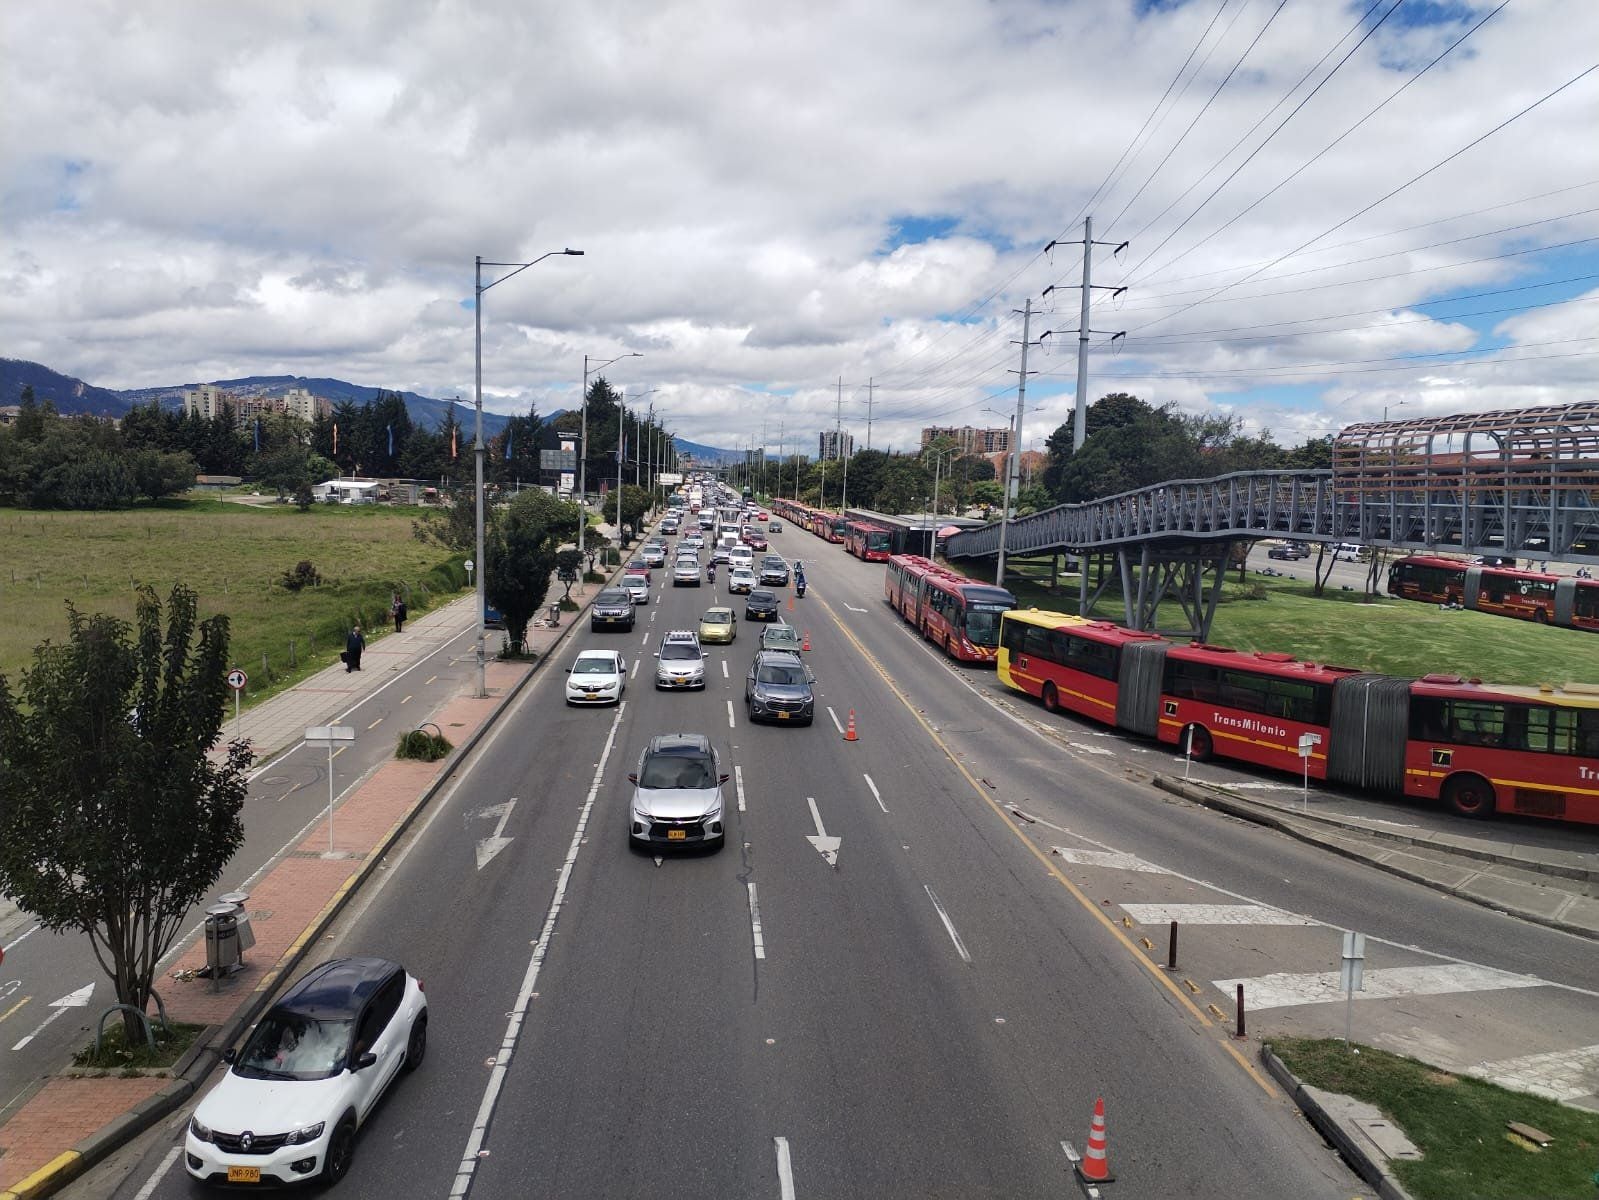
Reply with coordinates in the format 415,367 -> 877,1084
579,352 -> 642,563
983,406 -> 1018,581
474,249 -> 583,699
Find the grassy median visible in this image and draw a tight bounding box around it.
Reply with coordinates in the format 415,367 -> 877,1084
1273,1037 -> 1599,1200
0,499 -> 469,704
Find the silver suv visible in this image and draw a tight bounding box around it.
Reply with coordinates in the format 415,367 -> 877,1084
628,734 -> 727,851
655,630 -> 706,690
745,650 -> 814,725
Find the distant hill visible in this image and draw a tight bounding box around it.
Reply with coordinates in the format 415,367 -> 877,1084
0,358 -> 125,416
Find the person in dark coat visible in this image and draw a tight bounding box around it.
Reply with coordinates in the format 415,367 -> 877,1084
391,593 -> 407,633
345,625 -> 365,672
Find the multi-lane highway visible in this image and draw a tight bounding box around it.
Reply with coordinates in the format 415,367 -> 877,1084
97,521 -> 1599,1198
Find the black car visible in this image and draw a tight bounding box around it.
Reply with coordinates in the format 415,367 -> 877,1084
591,588 -> 637,632
745,589 -> 781,621
745,650 -> 815,725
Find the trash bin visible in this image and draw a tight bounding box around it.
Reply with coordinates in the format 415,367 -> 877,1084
204,904 -> 240,978
219,891 -> 255,956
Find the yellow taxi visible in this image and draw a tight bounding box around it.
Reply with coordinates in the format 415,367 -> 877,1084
699,606 -> 737,644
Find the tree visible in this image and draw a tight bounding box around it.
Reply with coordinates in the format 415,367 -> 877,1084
485,491 -> 580,651
615,483 -> 652,538
0,585 -> 251,1042
128,448 -> 197,502
254,443 -> 313,501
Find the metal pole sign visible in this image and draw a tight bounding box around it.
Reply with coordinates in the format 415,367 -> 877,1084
1340,931 -> 1366,1046
1298,732 -> 1322,808
305,725 -> 356,857
226,669 -> 248,742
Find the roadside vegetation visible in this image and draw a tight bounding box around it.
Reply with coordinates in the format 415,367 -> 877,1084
1273,1037 -> 1599,1200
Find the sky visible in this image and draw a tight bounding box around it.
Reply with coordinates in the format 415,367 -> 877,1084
3,0 -> 1596,459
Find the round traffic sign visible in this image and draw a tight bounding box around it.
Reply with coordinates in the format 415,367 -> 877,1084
226,669 -> 248,691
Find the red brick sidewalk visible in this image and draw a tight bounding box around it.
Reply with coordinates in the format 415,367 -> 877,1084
0,663 -> 529,1196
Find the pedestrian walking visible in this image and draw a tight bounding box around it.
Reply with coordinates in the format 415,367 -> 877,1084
345,624 -> 365,672
391,592 -> 407,633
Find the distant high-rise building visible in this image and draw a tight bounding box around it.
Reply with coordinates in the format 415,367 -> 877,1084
182,384 -> 234,421
183,383 -> 328,427
818,429 -> 854,460
920,424 -> 1011,455
281,386 -> 329,422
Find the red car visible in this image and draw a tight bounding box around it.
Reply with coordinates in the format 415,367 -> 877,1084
744,533 -> 769,551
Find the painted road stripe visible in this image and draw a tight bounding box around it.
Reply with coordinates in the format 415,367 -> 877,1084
925,885 -> 972,964
1051,847 -> 1170,874
727,700 -> 736,729
736,764 -> 747,813
721,659 -> 729,679
401,694 -> 412,704
630,659 -> 640,679
0,997 -> 31,1025
133,1145 -> 182,1200
1468,1043 -> 1599,1103
863,773 -> 887,813
1214,963 -> 1544,1011
367,717 -> 383,730
826,706 -> 842,734
748,882 -> 767,960
1121,903 -> 1316,927
774,1136 -> 795,1199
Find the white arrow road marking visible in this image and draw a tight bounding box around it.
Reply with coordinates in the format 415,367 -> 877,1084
11,982 -> 94,1050
735,765 -> 747,812
475,799 -> 517,870
844,603 -> 866,612
805,796 -> 840,867
774,1136 -> 795,1198
863,773 -> 887,814
747,882 -> 766,960
925,886 -> 972,964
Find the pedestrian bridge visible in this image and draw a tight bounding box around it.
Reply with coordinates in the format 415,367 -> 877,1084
942,402 -> 1599,637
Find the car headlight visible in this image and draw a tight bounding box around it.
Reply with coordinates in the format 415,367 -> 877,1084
190,1116 -> 212,1143
283,1121 -> 325,1146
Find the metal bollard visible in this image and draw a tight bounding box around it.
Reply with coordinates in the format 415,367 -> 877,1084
1166,920 -> 1178,970
1234,984 -> 1246,1039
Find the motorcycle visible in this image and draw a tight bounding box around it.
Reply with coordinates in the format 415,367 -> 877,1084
795,575 -> 806,597
706,563 -> 717,582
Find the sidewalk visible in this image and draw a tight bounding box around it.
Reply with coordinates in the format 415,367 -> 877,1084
0,574 -> 616,1200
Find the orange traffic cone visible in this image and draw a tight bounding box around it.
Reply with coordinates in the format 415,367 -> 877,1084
843,709 -> 858,742
802,630 -> 811,651
1076,1097 -> 1113,1183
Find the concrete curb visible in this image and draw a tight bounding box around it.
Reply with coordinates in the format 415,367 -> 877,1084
1153,775 -> 1598,942
1259,1045 -> 1417,1200
0,585 -> 601,1200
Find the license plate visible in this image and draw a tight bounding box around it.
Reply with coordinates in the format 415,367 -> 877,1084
777,711 -> 789,720
667,829 -> 687,840
227,1167 -> 262,1183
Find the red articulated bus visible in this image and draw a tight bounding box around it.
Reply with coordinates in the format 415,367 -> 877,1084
885,554 -> 1016,663
997,607 -> 1599,825
844,520 -> 893,562
1387,555 -> 1599,632
821,513 -> 847,543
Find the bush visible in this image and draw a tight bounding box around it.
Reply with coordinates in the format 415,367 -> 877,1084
396,728 -> 452,761
280,560 -> 322,591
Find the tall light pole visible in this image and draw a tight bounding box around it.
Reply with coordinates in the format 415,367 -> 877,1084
579,351 -> 641,563
474,248 -> 583,698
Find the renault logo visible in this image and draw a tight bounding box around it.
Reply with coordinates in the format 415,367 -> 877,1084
240,1131 -> 254,1149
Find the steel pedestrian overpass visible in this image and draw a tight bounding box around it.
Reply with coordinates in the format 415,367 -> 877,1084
943,402 -> 1599,640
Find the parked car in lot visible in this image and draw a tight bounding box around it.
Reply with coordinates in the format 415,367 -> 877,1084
728,566 -> 757,594
590,589 -> 636,632
759,623 -> 804,654
1267,541 -> 1310,560
621,573 -> 650,605
745,589 -> 781,621
627,734 -> 728,852
654,630 -> 706,690
673,559 -> 702,587
566,649 -> 626,705
745,650 -> 815,725
185,957 -> 427,1186
700,607 -> 737,644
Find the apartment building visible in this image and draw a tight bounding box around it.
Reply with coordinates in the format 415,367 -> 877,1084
818,429 -> 854,460
920,424 -> 1011,455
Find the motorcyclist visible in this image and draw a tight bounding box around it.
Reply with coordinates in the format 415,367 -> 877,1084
794,567 -> 806,596
706,560 -> 716,582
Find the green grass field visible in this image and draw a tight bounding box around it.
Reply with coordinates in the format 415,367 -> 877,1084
0,500 -> 469,706
1001,559 -> 1599,688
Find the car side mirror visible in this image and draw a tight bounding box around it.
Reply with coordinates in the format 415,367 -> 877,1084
565,667 -> 572,673
355,1051 -> 378,1071
628,773 -> 639,784
222,1046 -> 237,1064
719,774 -> 731,784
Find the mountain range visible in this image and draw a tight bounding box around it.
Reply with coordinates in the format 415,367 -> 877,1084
0,358 -> 741,463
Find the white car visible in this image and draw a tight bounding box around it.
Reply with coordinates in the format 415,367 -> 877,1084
628,734 -> 727,852
566,649 -> 626,705
655,630 -> 706,689
728,566 -> 757,594
621,573 -> 650,605
681,533 -> 705,550
185,957 -> 426,1186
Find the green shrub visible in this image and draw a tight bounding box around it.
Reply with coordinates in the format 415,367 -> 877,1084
396,728 -> 453,761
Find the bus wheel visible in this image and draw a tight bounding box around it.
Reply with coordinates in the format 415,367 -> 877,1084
1444,774 -> 1496,819
1042,682 -> 1060,714
1183,725 -> 1213,761
1534,608 -> 1548,624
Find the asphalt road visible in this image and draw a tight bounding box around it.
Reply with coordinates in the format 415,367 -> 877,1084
98,526 -> 1599,1198
0,615 -> 483,1119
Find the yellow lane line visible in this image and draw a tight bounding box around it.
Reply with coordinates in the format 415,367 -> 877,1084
368,718 -> 383,730
0,996 -> 32,1025
816,594 -> 1277,1097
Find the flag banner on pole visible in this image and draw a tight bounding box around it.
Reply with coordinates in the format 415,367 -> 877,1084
387,423 -> 394,457
451,424 -> 457,460
253,417 -> 260,453
333,422 -> 339,455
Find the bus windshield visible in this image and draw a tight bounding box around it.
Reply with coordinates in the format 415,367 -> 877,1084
964,605 -> 1008,646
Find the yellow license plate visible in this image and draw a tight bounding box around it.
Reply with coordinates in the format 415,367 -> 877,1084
227,1167 -> 262,1183
777,711 -> 789,720
667,829 -> 687,840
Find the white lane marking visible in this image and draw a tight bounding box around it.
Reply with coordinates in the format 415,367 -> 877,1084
727,699 -> 736,729
401,694 -> 412,704
630,659 -> 639,679
474,799 -> 518,871
774,1135 -> 795,1198
641,630 -> 650,646
1120,903 -> 1317,927
805,797 -> 841,867
925,885 -> 972,964
748,881 -> 767,961
721,659 -> 729,679
1006,805 -> 1070,833
2,925 -> 40,955
10,982 -> 94,1051
1051,847 -> 1170,873
367,717 -> 383,730
844,603 -> 866,612
826,706 -> 843,734
863,773 -> 887,814
1214,963 -> 1544,1012
736,765 -> 747,813
133,1145 -> 182,1200
1467,1043 -> 1599,1103
449,705 -> 625,1198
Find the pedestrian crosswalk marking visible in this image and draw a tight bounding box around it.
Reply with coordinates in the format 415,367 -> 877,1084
1121,903 -> 1316,927
1214,963 -> 1544,1011
1051,847 -> 1169,873
1468,1043 -> 1599,1104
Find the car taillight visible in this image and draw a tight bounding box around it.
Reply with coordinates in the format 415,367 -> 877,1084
417,978 -> 424,992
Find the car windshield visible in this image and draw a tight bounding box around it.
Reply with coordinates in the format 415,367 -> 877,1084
640,753 -> 716,789
236,1010 -> 352,1081
750,592 -> 775,605
661,643 -> 700,660
598,591 -> 630,605
573,656 -> 616,675
624,576 -> 646,587
704,611 -> 731,623
766,629 -> 799,646
758,663 -> 807,686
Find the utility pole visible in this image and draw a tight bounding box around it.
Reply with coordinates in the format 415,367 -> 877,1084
1044,217 -> 1128,452
995,299 -> 1033,588
866,378 -> 874,451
